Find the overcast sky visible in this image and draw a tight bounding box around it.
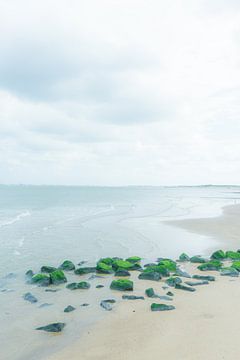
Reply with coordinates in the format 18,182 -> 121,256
0,0 -> 240,185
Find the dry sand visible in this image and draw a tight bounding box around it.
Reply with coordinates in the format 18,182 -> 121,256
48,204 -> 240,360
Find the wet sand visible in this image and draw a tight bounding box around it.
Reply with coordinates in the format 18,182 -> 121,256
47,203 -> 240,360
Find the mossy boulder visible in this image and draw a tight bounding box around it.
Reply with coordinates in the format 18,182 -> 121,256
226,251 -> 240,260
115,269 -> 130,277
197,260 -> 222,271
178,253 -> 190,262
98,258 -> 114,265
145,287 -> 155,298
96,262 -> 113,274
192,275 -> 215,281
41,266 -> 57,273
74,267 -> 96,275
151,303 -> 175,311
190,256 -> 206,263
112,260 -> 134,271
138,271 -> 161,281
231,261 -> 240,271
59,260 -> 75,271
144,265 -> 170,277
110,279 -> 133,291
31,273 -> 50,286
166,276 -> 182,287
211,250 -> 226,260
66,281 -> 90,290
50,270 -> 67,285
220,267 -> 239,277
158,259 -> 176,272
126,256 -> 141,263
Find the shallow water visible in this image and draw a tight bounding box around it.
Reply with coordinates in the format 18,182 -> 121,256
0,185 -> 240,359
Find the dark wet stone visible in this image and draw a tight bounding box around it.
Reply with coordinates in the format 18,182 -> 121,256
166,277 -> 182,287
100,301 -> 112,311
45,289 -> 61,292
39,303 -> 53,308
178,253 -> 190,262
80,303 -> 90,307
190,256 -> 206,263
23,292 -> 38,303
122,295 -> 145,300
25,270 -> 34,282
145,288 -> 156,298
138,271 -> 161,281
151,303 -> 175,311
102,299 -> 116,303
64,305 -> 76,313
185,280 -> 209,286
75,267 -> 96,275
220,267 -> 239,277
36,322 -> 65,332
59,260 -> 75,271
115,269 -> 131,277
175,268 -> 191,278
88,274 -> 104,280
192,275 -> 215,281
166,291 -> 174,296
66,281 -> 90,290
175,283 -> 196,292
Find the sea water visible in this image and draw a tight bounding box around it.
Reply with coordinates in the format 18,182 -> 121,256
0,185 -> 240,359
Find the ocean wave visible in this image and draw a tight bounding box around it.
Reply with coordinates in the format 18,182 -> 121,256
0,211 -> 31,228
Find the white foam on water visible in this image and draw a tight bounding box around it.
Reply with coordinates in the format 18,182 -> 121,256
0,210 -> 31,228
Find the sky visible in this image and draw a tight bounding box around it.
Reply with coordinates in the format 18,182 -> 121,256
0,0 -> 240,186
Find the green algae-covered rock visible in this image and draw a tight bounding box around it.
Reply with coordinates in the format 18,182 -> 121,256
211,250 -> 226,260
197,260 -> 222,271
112,260 -> 134,271
175,283 -> 196,292
190,256 -> 206,263
98,258 -> 114,265
166,276 -> 182,287
66,281 -> 90,290
145,287 -> 155,298
178,253 -> 190,262
96,262 -> 113,274
114,269 -> 130,277
50,270 -> 67,285
158,259 -> 176,272
126,256 -> 141,263
74,267 -> 96,275
138,271 -> 161,281
143,265 -> 170,277
31,273 -> 50,286
226,251 -> 240,260
36,323 -> 65,332
110,279 -> 133,291
230,261 -> 240,271
220,267 -> 239,277
151,303 -> 175,311
59,260 -> 75,271
192,275 -> 215,281
41,266 -> 57,274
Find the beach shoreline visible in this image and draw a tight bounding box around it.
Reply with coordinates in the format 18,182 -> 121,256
46,203 -> 240,360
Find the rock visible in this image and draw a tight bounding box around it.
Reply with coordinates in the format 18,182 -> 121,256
81,303 -> 89,307
211,250 -> 226,260
231,261 -> 240,272
142,265 -> 169,277
115,269 -> 130,277
144,263 -> 158,268
192,275 -> 215,281
166,291 -> 174,296
31,273 -> 50,286
175,283 -> 196,292
25,270 -> 34,282
64,305 -> 76,313
39,303 -> 53,308
175,268 -> 191,278
112,260 -> 135,271
74,267 -> 96,275
96,284 -> 104,288
110,279 -> 133,291
23,292 -> 38,303
66,281 -> 90,290
59,260 -> 75,271
138,271 -> 161,281
102,299 -> 116,303
158,259 -> 177,272
77,261 -> 87,266
96,262 -> 113,274
197,260 -> 222,271
88,274 -> 104,280
178,253 -> 190,262
166,277 -> 182,287
100,301 -> 113,311
185,280 -> 209,286
226,251 -> 240,260
190,256 -> 206,263
41,266 -> 57,273
158,295 -> 173,301
220,267 -> 239,277
99,257 -> 115,265
36,323 -> 65,332
45,289 -> 60,292
145,288 -> 156,298
50,270 -> 67,285
151,303 -> 175,311
122,295 -> 145,300
126,256 -> 141,263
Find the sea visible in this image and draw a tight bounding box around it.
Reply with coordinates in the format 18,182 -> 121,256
0,185 -> 240,359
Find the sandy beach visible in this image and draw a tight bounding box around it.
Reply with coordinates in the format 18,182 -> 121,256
47,203 -> 240,360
